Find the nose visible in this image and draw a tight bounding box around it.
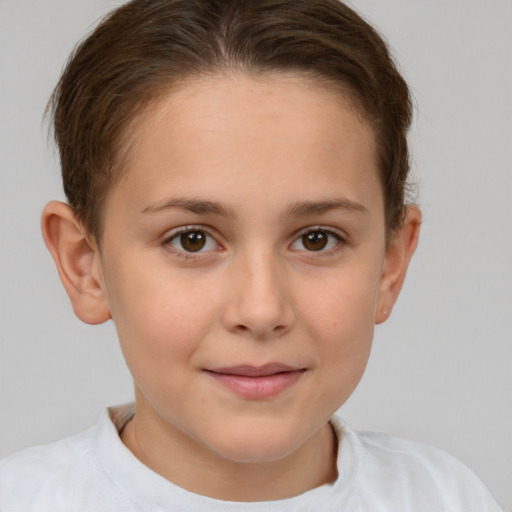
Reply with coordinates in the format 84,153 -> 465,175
221,249 -> 295,340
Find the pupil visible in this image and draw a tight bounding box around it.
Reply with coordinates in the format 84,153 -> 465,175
181,231 -> 206,252
303,231 -> 327,251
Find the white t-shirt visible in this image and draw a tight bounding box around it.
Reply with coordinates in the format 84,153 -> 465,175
0,404 -> 503,511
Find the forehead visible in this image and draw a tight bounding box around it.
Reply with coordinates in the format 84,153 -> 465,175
108,72 -> 382,219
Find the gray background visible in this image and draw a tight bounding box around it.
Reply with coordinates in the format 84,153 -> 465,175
1,0 -> 511,509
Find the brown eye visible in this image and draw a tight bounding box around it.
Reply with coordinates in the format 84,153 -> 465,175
290,229 -> 342,253
167,228 -> 218,254
301,231 -> 328,251
180,231 -> 207,252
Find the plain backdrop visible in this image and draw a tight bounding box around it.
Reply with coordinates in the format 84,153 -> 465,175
1,0 -> 511,509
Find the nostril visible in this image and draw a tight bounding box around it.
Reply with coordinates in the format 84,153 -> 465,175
233,323 -> 286,336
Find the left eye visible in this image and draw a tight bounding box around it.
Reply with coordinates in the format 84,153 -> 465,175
167,229 -> 218,253
290,229 -> 341,252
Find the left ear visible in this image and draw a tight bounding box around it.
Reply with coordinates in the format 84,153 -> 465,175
375,205 -> 421,324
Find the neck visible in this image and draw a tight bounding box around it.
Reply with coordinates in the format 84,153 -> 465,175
120,399 -> 338,501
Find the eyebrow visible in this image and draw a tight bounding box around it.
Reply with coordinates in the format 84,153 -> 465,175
285,198 -> 369,217
141,196 -> 368,218
142,197 -> 236,217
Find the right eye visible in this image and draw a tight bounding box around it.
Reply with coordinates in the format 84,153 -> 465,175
166,228 -> 219,253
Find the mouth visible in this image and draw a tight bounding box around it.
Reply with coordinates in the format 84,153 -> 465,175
204,364 -> 306,399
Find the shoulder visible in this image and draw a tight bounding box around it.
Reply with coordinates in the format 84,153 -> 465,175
0,407 -> 138,511
331,417 -> 503,511
0,427 -> 97,509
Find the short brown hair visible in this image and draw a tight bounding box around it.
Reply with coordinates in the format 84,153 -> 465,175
48,0 -> 412,240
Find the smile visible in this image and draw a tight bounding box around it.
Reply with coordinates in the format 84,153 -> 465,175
205,364 -> 306,400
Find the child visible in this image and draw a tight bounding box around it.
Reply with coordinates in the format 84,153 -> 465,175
0,0 -> 504,510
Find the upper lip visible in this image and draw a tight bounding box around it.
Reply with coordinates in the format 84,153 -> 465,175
207,363 -> 303,377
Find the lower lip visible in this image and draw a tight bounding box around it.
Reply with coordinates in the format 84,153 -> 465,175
206,370 -> 305,399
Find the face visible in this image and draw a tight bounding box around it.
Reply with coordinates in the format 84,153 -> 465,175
97,73 -> 388,465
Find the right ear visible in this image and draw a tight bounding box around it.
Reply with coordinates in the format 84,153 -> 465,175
41,201 -> 111,325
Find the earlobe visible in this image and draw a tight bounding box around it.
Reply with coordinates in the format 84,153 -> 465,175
41,201 -> 111,325
375,205 -> 421,324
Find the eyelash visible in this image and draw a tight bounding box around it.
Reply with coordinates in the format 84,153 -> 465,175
162,225 -> 346,259
291,226 -> 345,255
162,226 -> 221,259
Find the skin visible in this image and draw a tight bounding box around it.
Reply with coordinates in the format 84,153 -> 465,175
42,73 -> 420,501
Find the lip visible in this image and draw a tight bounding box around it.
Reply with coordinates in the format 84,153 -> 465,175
205,364 -> 306,399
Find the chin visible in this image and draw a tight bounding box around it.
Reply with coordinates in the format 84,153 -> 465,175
215,439 -> 297,464
204,417 -> 306,464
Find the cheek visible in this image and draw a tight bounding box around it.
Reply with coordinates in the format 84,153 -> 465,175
297,265 -> 379,397
300,263 -> 380,344
312,292 -> 375,375
104,260 -> 220,375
